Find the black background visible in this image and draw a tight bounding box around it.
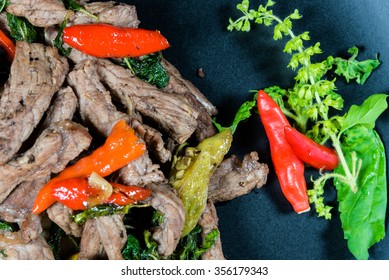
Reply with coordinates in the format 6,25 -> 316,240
126,0 -> 389,259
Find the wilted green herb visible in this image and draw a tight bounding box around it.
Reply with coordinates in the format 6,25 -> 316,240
61,0 -> 97,20
121,53 -> 170,89
0,0 -> 9,12
54,17 -> 72,56
0,220 -> 13,231
6,13 -> 38,42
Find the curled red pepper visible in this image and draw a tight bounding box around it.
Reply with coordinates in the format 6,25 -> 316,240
284,126 -> 339,170
0,29 -> 15,61
32,120 -> 146,214
257,90 -> 310,214
63,24 -> 170,58
50,178 -> 150,210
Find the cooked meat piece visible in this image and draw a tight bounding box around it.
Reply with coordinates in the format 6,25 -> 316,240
130,116 -> 172,163
78,219 -> 106,260
96,59 -> 199,144
208,152 -> 269,203
198,200 -> 225,260
0,236 -> 54,260
42,86 -> 78,127
95,215 -> 127,260
0,120 -> 91,204
78,215 -> 127,260
72,1 -> 140,27
162,59 -> 218,116
145,183 -> 185,256
0,12 -> 10,34
0,205 -> 42,242
115,152 -> 165,187
46,203 -> 82,238
67,59 -> 130,136
6,0 -> 71,27
0,42 -> 69,165
2,176 -> 49,211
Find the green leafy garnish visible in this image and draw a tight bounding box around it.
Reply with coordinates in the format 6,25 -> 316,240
54,17 -> 72,56
122,226 -> 218,260
121,53 -> 170,89
0,0 -> 9,12
6,13 -> 38,42
61,0 -> 97,20
229,0 -> 387,259
0,220 -> 13,232
72,204 -> 149,224
331,46 -> 381,85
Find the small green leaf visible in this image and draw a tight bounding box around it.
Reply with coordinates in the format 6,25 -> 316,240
6,13 -> 38,42
341,94 -> 388,133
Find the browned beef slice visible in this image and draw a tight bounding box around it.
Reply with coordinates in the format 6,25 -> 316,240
7,0 -> 70,27
67,59 -> 130,136
46,203 -> 82,238
145,183 -> 185,256
198,200 -> 225,260
0,41 -> 69,164
78,215 -> 126,260
161,59 -> 218,116
0,120 -> 91,204
95,215 -> 127,260
208,152 -> 269,203
78,219 -> 106,260
96,59 -> 199,144
0,236 -> 54,260
43,86 -> 78,127
72,1 -> 140,27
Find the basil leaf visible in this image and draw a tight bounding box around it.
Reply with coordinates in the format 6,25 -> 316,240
6,13 -> 37,42
341,94 -> 388,133
0,0 -> 9,12
334,125 -> 387,260
333,46 -> 381,85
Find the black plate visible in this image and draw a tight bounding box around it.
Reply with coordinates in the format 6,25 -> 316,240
127,0 -> 389,259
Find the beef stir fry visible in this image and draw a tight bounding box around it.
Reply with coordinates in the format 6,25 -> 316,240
0,0 -> 268,260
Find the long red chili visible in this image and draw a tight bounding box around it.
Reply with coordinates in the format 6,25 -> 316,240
63,24 -> 170,58
32,120 -> 146,214
0,29 -> 15,61
284,126 -> 339,170
50,178 -> 151,210
257,90 -> 310,214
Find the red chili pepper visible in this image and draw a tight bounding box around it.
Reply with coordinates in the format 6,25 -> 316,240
284,126 -> 339,170
63,24 -> 170,58
0,29 -> 15,61
111,183 -> 151,202
50,178 -> 151,210
257,90 -> 310,214
32,120 -> 146,214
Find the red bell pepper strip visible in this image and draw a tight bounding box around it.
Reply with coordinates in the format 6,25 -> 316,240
32,120 -> 146,214
63,24 -> 170,58
284,126 -> 339,170
257,90 -> 310,214
0,29 -> 15,61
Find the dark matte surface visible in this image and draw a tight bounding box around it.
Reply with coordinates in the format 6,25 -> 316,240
127,0 -> 389,259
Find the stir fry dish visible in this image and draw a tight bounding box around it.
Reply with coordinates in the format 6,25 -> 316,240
0,0 -> 269,260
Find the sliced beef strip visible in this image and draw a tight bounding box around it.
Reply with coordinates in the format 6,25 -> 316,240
198,200 -> 225,260
67,59 -> 166,184
6,0 -> 72,28
95,215 -> 127,260
161,59 -> 218,116
0,236 -> 54,260
0,12 -> 10,34
77,215 -> 126,260
42,86 -> 78,127
0,41 -> 69,165
96,59 -> 199,144
145,183 -> 185,257
46,203 -> 82,238
0,120 -> 91,204
78,219 -> 106,260
67,59 -> 130,136
208,152 -> 269,203
72,1 -> 140,27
